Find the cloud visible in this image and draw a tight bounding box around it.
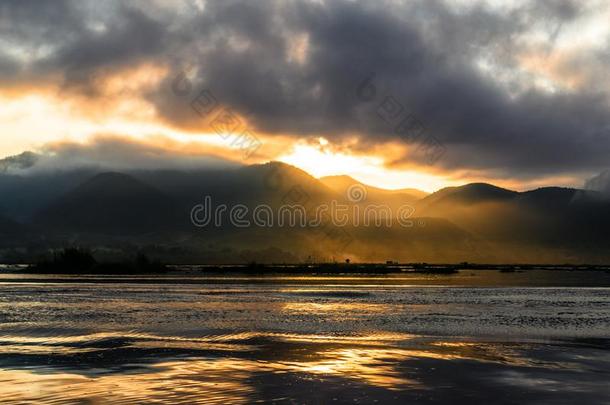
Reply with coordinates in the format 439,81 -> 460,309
585,169 -> 610,196
1,0 -> 609,181
1,136 -> 238,174
0,151 -> 38,173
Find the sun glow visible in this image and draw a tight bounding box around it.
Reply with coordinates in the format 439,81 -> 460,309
0,86 -> 462,192
0,90 -> 261,164
277,142 -> 460,193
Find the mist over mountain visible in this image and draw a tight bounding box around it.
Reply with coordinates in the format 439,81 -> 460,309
0,152 -> 38,173
416,183 -> 610,262
1,160 -> 609,264
585,170 -> 610,197
321,175 -> 427,208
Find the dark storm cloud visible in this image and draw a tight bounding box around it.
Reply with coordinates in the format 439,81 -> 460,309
2,0 -> 609,178
57,10 -> 164,67
0,0 -> 82,81
0,0 -> 82,43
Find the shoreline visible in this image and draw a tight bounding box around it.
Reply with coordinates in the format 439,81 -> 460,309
3,262 -> 610,273
2,268 -> 610,287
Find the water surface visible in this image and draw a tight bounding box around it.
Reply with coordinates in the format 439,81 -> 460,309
0,271 -> 609,404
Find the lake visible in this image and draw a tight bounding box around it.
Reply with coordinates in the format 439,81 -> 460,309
0,270 -> 609,404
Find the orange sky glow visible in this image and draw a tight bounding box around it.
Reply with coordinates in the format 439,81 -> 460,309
2,1 -> 609,193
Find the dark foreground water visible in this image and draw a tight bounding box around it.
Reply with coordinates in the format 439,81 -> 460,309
0,270 -> 609,404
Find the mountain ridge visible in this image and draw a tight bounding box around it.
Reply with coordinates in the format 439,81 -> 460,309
1,162 -> 609,263
33,172 -> 179,236
320,175 -> 428,201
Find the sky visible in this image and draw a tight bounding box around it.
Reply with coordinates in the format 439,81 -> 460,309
1,0 -> 610,192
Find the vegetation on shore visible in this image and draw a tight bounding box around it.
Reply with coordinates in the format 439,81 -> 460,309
199,261 -> 461,274
28,248 -> 168,274
18,250 -> 610,275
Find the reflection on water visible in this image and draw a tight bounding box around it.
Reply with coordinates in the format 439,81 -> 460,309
0,278 -> 609,403
0,359 -> 255,404
275,347 -> 421,389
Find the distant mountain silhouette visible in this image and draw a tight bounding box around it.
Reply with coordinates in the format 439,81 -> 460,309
33,172 -> 178,236
16,163 -> 477,262
0,214 -> 24,237
0,169 -> 99,221
2,162 -> 610,263
393,188 -> 429,200
417,183 -> 610,262
321,175 -> 427,204
0,213 -> 29,249
0,214 -> 21,232
418,183 -> 517,210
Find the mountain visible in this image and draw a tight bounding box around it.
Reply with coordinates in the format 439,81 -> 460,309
0,213 -> 29,250
394,187 -> 429,200
0,169 -> 99,221
131,162 -> 476,262
0,214 -> 24,237
145,161 -> 336,208
3,161 -> 610,264
321,175 -> 427,204
416,183 -> 610,262
514,187 -> 610,244
19,163 -> 477,263
33,172 -> 179,236
418,183 -> 518,210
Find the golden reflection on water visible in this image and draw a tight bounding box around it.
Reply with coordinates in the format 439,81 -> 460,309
0,359 -> 254,405
0,344 -> 98,355
0,346 -> 421,403
272,347 -> 421,389
0,331 -> 260,345
428,341 -> 579,369
269,331 -> 413,344
0,330 -> 561,404
282,301 -> 391,315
